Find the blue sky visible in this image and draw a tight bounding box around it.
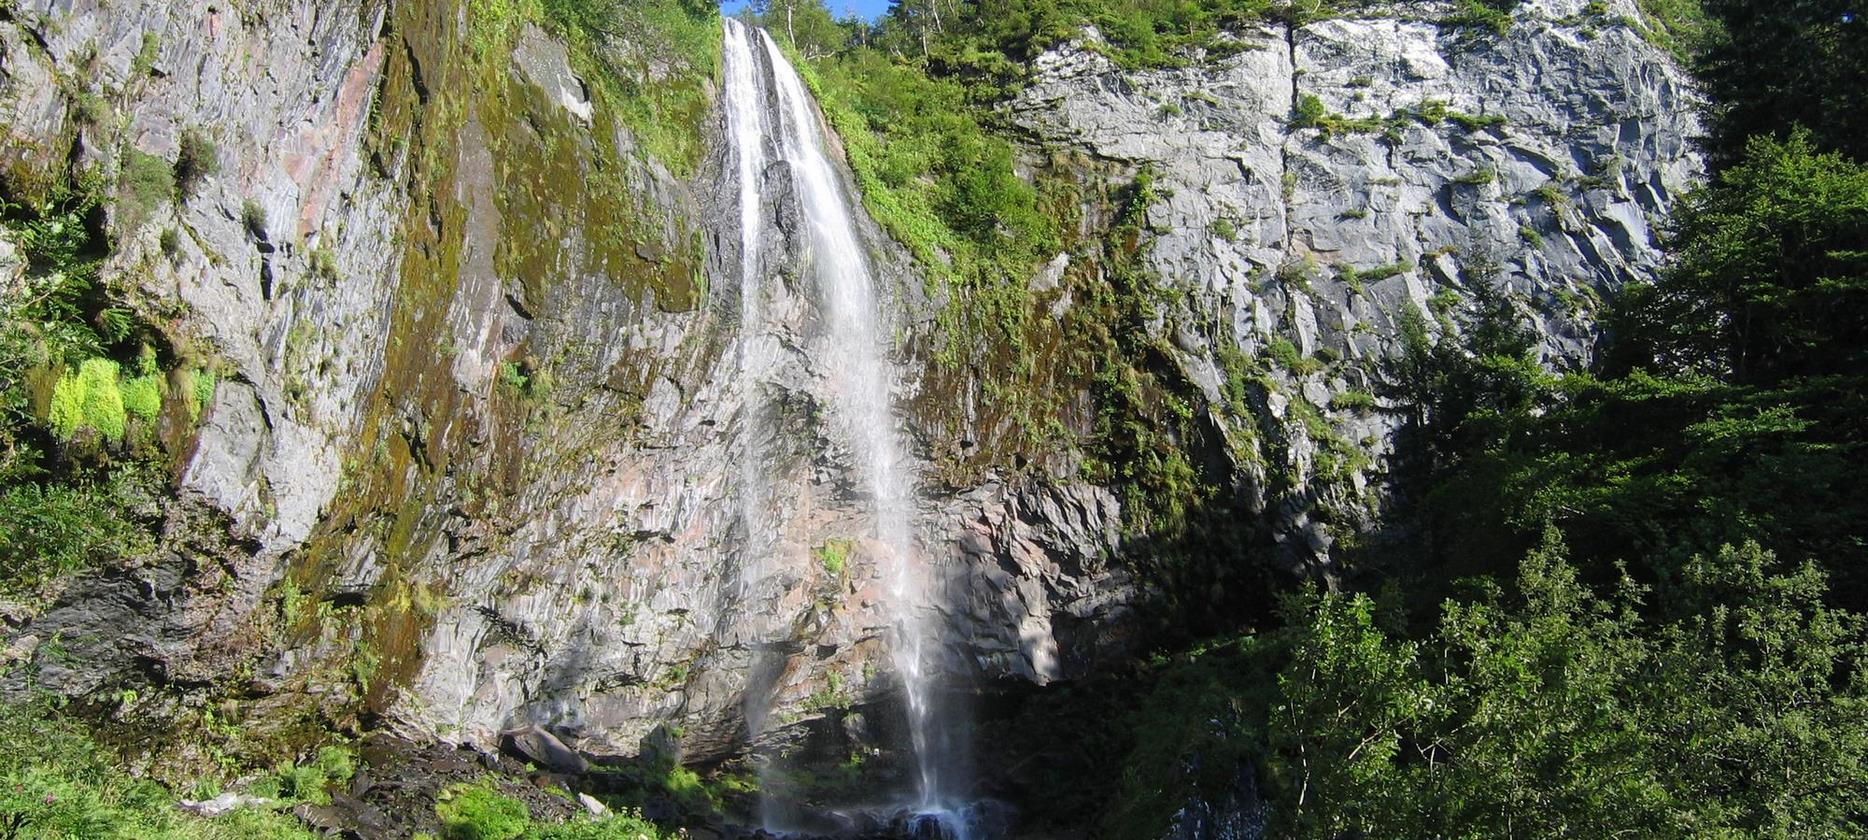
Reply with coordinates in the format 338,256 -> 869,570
720,0 -> 894,22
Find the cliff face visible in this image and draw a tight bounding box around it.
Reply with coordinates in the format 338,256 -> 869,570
0,0 -> 1697,802
930,0 -> 1699,704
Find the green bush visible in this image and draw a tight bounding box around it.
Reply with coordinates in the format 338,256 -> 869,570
1291,93 -> 1327,128
252,745 -> 355,806
240,199 -> 267,239
122,147 -> 176,220
174,128 -> 218,196
498,361 -> 529,396
436,782 -> 531,840
1267,338 -> 1324,376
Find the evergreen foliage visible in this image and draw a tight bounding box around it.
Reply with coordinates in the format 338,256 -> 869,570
1261,537 -> 1868,836
1697,0 -> 1866,165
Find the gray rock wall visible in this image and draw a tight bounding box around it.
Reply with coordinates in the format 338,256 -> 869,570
1001,0 -> 1698,575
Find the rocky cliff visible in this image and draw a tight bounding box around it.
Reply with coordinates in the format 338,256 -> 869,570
0,0 -> 1697,821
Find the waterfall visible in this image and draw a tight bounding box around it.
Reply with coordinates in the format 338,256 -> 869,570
722,17 -> 786,828
721,18 -> 973,835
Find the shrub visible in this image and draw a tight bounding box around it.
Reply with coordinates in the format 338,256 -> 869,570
121,147 -> 174,209
173,127 -> 218,196
1453,166 -> 1496,186
74,91 -> 110,125
498,361 -> 529,395
309,246 -> 338,281
435,782 -> 531,840
132,32 -> 161,76
1268,338 -> 1325,376
257,745 -> 356,806
1210,217 -> 1238,242
1291,93 -> 1327,128
240,199 -> 267,239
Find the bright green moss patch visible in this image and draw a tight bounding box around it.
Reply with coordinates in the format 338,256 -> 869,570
815,538 -> 853,576
48,357 -> 128,442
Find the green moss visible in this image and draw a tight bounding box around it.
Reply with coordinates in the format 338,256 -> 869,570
815,539 -> 853,577
47,358 -> 127,442
47,370 -> 84,440
122,372 -> 163,422
183,367 -> 218,420
1447,110 -> 1508,131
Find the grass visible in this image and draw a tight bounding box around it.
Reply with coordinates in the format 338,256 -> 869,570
1330,390 -> 1377,413
465,0 -> 720,175
118,146 -> 173,226
1267,337 -> 1325,376
0,703 -> 318,839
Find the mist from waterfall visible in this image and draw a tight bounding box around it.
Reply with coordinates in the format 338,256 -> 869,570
721,17 -> 972,836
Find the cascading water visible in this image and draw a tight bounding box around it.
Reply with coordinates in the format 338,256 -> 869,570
721,18 -> 977,837
722,18 -> 788,829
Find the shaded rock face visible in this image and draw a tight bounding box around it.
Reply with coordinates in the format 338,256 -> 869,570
0,0 -> 1696,811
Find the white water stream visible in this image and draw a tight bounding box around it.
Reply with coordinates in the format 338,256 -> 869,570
721,18 -> 972,836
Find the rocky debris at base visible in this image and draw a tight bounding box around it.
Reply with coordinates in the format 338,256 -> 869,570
178,791 -> 272,817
